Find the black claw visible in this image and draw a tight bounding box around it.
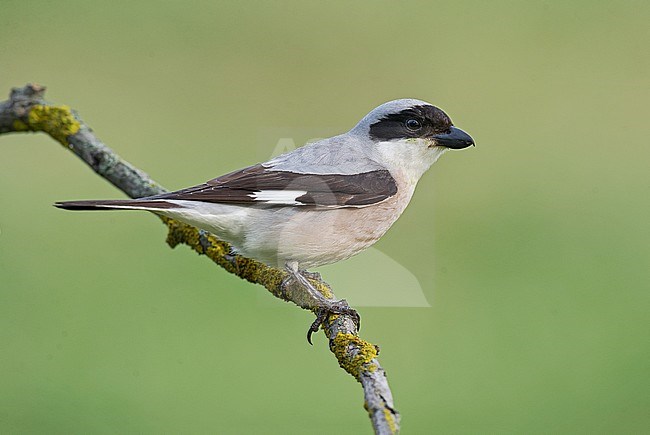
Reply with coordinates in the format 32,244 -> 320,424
307,308 -> 328,345
305,304 -> 363,344
344,308 -> 361,331
352,310 -> 361,331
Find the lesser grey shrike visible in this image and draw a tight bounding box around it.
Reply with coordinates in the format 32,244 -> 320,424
56,99 -> 474,340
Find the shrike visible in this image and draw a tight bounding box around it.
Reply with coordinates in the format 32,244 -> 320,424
56,99 -> 474,339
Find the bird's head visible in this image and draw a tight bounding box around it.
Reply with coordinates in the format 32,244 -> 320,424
351,99 -> 474,182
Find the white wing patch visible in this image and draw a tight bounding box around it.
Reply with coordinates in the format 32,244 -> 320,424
250,190 -> 308,205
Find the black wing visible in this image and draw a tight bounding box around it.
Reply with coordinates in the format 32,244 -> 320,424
150,164 -> 398,207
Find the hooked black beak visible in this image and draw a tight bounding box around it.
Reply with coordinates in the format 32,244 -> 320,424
432,126 -> 475,149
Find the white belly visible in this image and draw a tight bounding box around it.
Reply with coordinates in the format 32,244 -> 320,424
160,181 -> 415,269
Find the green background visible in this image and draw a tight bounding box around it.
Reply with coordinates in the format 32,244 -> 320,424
1,1 -> 649,433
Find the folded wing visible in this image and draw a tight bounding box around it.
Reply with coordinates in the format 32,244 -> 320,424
151,164 -> 398,207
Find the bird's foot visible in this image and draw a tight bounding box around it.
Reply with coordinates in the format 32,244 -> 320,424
300,270 -> 322,281
307,299 -> 360,345
280,273 -> 304,301
283,262 -> 360,344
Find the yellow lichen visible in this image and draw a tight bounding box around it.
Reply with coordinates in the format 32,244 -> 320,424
27,104 -> 80,144
331,332 -> 379,379
327,314 -> 341,324
12,120 -> 28,131
161,215 -> 286,298
311,279 -> 333,299
162,215 -> 332,303
383,408 -> 398,434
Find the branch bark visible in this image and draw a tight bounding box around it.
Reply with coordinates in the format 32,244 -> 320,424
0,84 -> 400,434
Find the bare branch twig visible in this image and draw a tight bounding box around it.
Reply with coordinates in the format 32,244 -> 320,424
0,84 -> 400,434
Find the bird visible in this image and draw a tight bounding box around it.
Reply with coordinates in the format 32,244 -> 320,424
56,99 -> 474,340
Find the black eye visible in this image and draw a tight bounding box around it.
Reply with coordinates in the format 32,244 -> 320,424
405,118 -> 422,131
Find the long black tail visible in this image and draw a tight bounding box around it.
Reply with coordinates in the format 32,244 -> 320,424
54,199 -> 180,211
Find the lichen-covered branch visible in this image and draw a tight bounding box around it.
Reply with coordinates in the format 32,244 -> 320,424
0,84 -> 400,434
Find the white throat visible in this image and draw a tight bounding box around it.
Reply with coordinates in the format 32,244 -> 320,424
373,139 -> 448,184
